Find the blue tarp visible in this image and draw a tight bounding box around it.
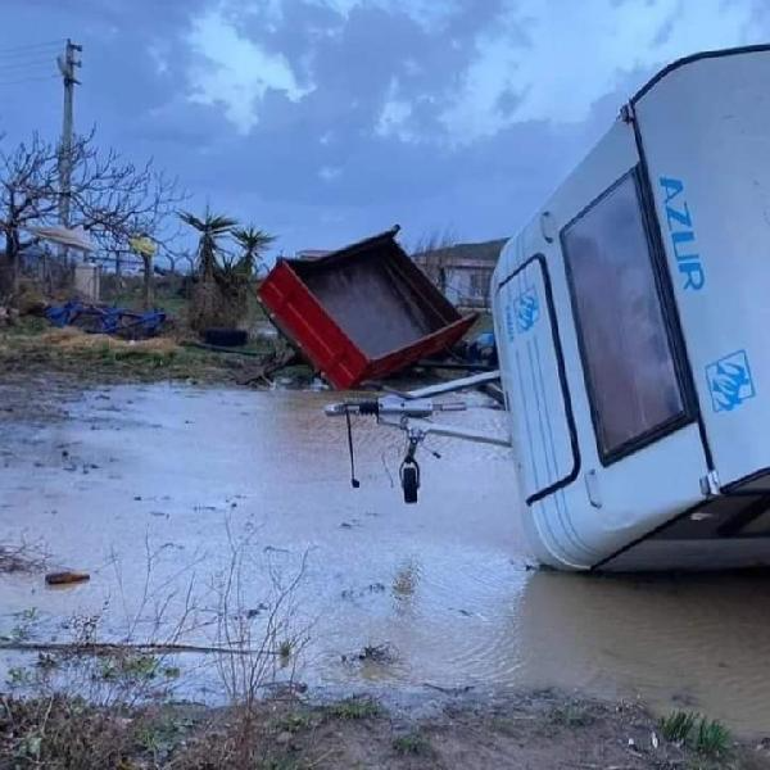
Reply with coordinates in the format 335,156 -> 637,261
45,301 -> 166,337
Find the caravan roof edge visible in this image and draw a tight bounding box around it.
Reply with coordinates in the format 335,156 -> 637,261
631,43 -> 770,104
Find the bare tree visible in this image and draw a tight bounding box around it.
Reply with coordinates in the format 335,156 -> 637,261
0,130 -> 187,302
410,226 -> 457,258
410,227 -> 458,294
0,134 -> 60,296
179,250 -> 196,276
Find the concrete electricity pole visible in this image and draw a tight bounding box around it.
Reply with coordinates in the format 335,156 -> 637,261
57,39 -> 82,263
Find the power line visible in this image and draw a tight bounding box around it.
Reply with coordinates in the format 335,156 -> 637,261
0,74 -> 58,88
0,59 -> 55,74
0,38 -> 63,89
0,39 -> 65,57
0,52 -> 58,65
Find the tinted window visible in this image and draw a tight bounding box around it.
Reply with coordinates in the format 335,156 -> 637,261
562,172 -> 684,457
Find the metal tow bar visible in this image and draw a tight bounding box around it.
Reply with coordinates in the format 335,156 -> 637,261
325,390 -> 511,504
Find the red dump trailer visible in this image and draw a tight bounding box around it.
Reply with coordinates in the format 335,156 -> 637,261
258,227 -> 477,389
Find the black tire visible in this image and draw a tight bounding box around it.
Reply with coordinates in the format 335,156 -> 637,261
203,328 -> 248,347
402,465 -> 419,504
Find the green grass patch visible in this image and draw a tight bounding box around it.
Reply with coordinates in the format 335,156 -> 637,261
276,711 -> 312,734
135,712 -> 194,757
108,291 -> 189,315
3,316 -> 48,336
660,710 -> 699,743
392,731 -> 434,757
278,639 -> 293,661
100,653 -> 160,682
660,710 -> 732,759
326,698 -> 381,721
548,702 -> 595,728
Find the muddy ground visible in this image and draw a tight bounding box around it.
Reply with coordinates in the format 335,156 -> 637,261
1,689 -> 764,770
2,330 -> 770,768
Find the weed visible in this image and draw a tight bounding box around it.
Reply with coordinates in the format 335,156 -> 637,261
693,717 -> 732,758
359,643 -> 396,663
549,702 -> 595,728
0,526 -> 313,769
36,652 -> 59,671
660,710 -> 732,759
327,698 -> 381,720
0,541 -> 47,574
0,695 -> 132,769
4,316 -> 48,336
135,712 -> 194,760
259,758 -> 303,770
100,652 -> 160,682
6,665 -> 33,688
661,710 -> 699,742
9,606 -> 40,641
341,642 -> 397,667
278,711 -> 312,734
210,523 -> 311,768
392,731 -> 433,757
122,653 -> 160,680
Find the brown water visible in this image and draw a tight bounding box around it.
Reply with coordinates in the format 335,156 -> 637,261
2,383 -> 770,734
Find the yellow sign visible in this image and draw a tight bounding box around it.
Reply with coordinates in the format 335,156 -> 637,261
130,236 -> 156,257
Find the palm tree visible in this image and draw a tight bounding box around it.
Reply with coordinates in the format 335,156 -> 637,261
232,226 -> 276,278
178,208 -> 238,280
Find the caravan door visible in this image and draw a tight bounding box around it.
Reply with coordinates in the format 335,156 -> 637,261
496,252 -> 586,568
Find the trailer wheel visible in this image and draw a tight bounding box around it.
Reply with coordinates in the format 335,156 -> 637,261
402,464 -> 419,504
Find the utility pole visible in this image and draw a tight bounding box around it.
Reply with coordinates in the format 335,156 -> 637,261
57,39 -> 82,267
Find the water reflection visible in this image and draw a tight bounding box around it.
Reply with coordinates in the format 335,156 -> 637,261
516,570 -> 770,732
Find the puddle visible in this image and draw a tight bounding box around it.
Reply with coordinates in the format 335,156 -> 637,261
1,383 -> 770,734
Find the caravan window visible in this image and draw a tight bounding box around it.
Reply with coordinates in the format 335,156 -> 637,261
562,172 -> 685,460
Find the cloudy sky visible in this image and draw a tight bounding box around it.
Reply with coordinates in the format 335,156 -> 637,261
1,0 -> 768,260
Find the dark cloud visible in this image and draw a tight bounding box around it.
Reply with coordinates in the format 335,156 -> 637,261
0,0 -> 761,256
496,87 -> 526,118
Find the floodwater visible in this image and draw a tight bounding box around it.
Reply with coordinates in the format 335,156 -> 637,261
2,383 -> 770,734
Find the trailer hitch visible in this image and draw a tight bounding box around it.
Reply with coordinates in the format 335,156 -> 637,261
327,397 -> 462,503
326,383 -> 511,504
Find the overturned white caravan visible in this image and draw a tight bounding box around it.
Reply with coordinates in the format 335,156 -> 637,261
329,46 -> 770,572
494,44 -> 770,571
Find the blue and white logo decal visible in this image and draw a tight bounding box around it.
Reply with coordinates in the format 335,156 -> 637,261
513,288 -> 539,333
706,350 -> 756,413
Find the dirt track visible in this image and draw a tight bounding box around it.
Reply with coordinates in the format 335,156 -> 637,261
2,690 -> 759,769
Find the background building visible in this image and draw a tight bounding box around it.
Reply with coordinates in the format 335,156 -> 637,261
413,238 -> 507,311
